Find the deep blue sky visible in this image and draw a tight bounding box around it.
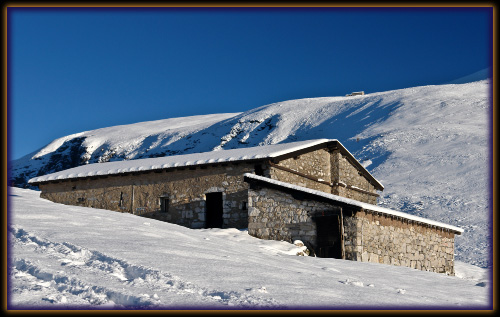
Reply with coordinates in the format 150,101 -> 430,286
8,7 -> 492,160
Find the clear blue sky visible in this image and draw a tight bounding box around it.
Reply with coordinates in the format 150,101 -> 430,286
8,7 -> 492,160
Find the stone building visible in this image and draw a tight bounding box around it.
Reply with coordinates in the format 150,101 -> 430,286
29,138 -> 463,274
29,139 -> 382,229
244,174 -> 462,275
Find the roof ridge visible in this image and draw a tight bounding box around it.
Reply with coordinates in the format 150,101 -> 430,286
28,139 -> 335,184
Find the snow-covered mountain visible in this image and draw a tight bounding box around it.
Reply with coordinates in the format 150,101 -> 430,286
447,68 -> 490,84
10,80 -> 491,268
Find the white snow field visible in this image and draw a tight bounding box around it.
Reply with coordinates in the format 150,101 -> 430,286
8,187 -> 490,309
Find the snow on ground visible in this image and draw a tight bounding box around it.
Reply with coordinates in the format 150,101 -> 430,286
8,187 -> 490,310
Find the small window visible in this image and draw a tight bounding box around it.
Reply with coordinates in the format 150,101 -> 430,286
160,197 -> 169,213
241,201 -> 247,210
119,192 -> 124,207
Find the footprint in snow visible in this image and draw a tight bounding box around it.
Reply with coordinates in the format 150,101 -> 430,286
340,279 -> 364,287
321,267 -> 340,273
36,281 -> 52,288
42,294 -> 67,304
59,259 -> 85,266
245,287 -> 268,293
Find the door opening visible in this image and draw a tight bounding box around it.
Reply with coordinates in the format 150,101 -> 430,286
315,214 -> 343,258
160,197 -> 169,213
205,192 -> 223,228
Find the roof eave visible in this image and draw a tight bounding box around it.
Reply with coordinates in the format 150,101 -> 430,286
28,157 -> 269,186
244,174 -> 462,235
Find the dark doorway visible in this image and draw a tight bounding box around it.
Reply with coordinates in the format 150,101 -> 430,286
160,197 -> 169,213
254,164 -> 264,176
205,192 -> 223,228
315,215 -> 343,258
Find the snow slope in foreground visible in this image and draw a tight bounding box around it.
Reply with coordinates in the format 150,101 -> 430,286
8,187 -> 490,309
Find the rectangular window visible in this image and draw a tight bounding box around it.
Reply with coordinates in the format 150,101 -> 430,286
119,192 -> 124,207
241,201 -> 247,210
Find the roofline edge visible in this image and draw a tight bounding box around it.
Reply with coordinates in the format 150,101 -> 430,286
244,173 -> 463,234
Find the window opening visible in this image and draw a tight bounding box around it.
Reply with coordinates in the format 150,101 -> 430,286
119,192 -> 124,207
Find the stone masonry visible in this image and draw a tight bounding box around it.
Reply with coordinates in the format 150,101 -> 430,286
247,184 -> 456,275
331,150 -> 378,204
348,211 -> 456,274
268,148 -> 379,204
248,186 -> 329,245
40,163 -> 255,229
268,148 -> 332,193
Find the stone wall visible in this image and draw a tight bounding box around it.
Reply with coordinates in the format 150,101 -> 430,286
269,148 -> 332,193
331,150 -> 378,204
40,163 -> 256,229
248,185 -> 328,249
349,210 -> 456,275
274,148 -> 331,181
247,184 -> 456,275
268,148 -> 379,204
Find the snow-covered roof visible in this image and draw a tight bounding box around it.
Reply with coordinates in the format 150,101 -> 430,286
243,173 -> 464,234
30,139 -> 377,185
